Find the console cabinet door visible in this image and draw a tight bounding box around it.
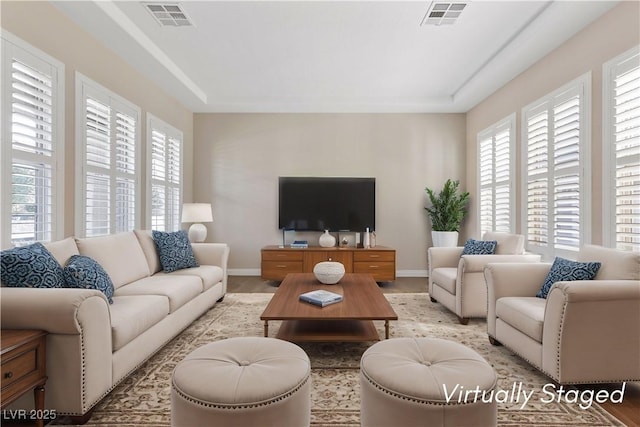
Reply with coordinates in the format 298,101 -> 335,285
303,251 -> 353,273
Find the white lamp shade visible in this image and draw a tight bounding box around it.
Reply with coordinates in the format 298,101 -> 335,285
181,203 -> 213,223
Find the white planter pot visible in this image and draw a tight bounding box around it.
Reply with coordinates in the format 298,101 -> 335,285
432,231 -> 459,247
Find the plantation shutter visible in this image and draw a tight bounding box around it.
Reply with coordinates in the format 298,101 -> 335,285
78,75 -> 140,237
149,120 -> 182,232
608,49 -> 640,251
9,56 -> 57,244
478,117 -> 513,236
524,78 -> 587,258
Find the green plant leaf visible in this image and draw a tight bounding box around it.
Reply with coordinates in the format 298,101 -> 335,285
424,179 -> 470,231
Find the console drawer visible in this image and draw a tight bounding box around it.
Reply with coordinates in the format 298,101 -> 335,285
353,262 -> 396,281
353,251 -> 395,262
261,261 -> 303,280
262,251 -> 304,262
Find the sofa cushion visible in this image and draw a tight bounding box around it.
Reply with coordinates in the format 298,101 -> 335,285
161,265 -> 224,291
45,237 -> 80,266
578,244 -> 640,281
152,230 -> 199,273
462,238 -> 497,255
134,230 -> 162,275
496,297 -> 546,343
114,275 -> 203,312
1,243 -> 65,288
63,255 -> 115,303
430,267 -> 457,294
110,295 -> 170,351
76,232 -> 150,289
536,257 -> 601,299
482,232 -> 524,255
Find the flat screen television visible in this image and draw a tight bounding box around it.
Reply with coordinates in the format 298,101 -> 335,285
279,177 -> 375,231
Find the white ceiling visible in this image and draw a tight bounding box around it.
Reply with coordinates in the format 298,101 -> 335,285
52,1 -> 618,113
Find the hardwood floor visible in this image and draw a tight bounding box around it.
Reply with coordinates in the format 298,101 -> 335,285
228,275 -> 640,426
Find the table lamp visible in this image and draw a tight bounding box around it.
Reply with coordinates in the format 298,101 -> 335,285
181,203 -> 213,242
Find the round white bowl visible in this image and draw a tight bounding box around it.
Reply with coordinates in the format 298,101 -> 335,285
313,261 -> 345,285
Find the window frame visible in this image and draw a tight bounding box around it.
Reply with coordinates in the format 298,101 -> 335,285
477,113 -> 516,236
146,113 -> 183,232
602,45 -> 640,252
520,73 -> 592,260
75,72 -> 142,238
1,31 -> 65,247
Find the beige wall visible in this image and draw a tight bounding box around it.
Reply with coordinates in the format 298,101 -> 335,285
466,1 -> 640,244
1,1 -> 194,239
194,113 -> 466,274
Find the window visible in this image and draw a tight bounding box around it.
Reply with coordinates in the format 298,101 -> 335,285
76,73 -> 141,237
522,74 -> 591,259
603,46 -> 640,252
1,32 -> 64,247
477,114 -> 515,236
148,114 -> 182,232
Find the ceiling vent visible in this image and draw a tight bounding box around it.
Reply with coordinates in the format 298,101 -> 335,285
421,2 -> 468,26
143,3 -> 193,27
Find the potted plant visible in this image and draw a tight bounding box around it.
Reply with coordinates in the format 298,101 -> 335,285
424,179 -> 470,247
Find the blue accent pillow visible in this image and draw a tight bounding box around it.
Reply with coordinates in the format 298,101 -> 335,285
152,230 -> 199,273
0,242 -> 65,288
536,257 -> 601,299
64,255 -> 114,304
462,239 -> 497,255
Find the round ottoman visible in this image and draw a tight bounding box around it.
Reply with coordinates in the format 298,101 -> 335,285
171,337 -> 311,427
360,337 -> 498,427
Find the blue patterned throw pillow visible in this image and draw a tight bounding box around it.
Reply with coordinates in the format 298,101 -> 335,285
64,255 -> 114,304
152,230 -> 199,273
0,243 -> 65,288
461,239 -> 497,255
536,257 -> 601,299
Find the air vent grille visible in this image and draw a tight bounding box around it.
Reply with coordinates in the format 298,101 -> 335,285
143,3 -> 193,27
421,2 -> 468,26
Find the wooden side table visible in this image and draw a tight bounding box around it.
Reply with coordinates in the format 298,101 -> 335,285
1,330 -> 48,427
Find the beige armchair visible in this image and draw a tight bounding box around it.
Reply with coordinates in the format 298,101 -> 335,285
428,232 -> 541,324
484,245 -> 640,384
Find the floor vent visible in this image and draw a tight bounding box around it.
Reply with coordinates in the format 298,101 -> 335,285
421,2 -> 468,26
143,3 -> 193,27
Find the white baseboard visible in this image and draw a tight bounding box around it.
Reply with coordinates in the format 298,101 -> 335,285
228,269 -> 428,278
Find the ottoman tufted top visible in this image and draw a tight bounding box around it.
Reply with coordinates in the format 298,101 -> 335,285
172,337 -> 310,407
360,337 -> 497,404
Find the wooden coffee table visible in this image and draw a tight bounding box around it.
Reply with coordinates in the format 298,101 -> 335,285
260,273 -> 398,342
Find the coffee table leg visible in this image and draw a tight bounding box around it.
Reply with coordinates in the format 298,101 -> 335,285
384,320 -> 389,339
263,320 -> 269,337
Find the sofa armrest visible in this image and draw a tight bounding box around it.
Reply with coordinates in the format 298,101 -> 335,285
484,262 -> 552,337
192,243 -> 230,292
460,254 -> 541,273
1,287 -> 113,415
542,280 -> 640,383
0,288 -> 109,333
428,246 -> 464,270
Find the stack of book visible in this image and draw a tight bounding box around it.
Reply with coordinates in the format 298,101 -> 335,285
290,240 -> 309,248
299,290 -> 343,307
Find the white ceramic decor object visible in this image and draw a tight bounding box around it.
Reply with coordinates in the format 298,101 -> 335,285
313,261 -> 345,284
319,230 -> 336,248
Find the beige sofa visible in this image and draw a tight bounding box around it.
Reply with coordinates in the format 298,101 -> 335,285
0,230 -> 229,419
484,245 -> 640,384
428,232 -> 541,324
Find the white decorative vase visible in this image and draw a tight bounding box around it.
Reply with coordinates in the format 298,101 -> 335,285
318,230 -> 336,248
432,231 -> 459,247
313,261 -> 345,284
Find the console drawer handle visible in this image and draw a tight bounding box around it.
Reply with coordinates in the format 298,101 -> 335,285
4,372 -> 13,379
369,255 -> 380,258
276,265 -> 287,268
369,265 -> 379,268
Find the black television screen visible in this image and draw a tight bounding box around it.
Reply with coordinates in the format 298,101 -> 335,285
279,177 -> 375,231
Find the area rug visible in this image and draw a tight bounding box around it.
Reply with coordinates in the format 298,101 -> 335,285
85,293 -> 623,426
